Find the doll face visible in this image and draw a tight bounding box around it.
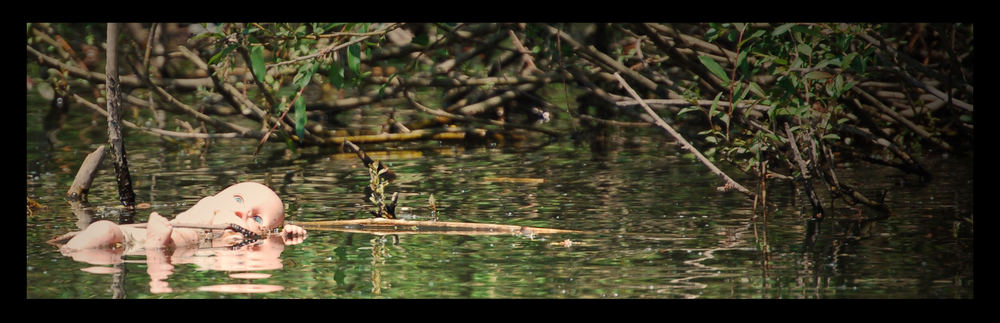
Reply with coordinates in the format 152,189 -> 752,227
206,182 -> 285,234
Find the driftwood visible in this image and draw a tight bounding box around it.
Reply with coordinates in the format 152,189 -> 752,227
66,145 -> 106,201
288,218 -> 580,237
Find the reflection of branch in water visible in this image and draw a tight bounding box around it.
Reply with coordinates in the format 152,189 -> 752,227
657,223 -> 755,297
368,236 -> 394,295
111,262 -> 127,299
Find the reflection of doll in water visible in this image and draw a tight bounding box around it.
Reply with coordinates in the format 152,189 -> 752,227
53,182 -> 307,294
146,233 -> 296,294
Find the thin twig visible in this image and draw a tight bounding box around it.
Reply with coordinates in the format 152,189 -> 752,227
507,29 -> 540,75
783,123 -> 825,219
403,89 -> 561,137
128,58 -> 263,138
851,86 -> 952,152
253,84 -> 309,155
27,45 -> 214,89
71,93 -> 243,139
857,31 -> 973,112
544,24 -> 680,99
266,23 -> 400,70
142,23 -> 157,70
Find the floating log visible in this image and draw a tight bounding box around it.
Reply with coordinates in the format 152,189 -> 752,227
288,217 -> 580,236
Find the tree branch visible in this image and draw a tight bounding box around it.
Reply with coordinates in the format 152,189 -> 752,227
612,72 -> 755,198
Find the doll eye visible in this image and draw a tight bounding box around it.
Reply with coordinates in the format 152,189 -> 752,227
234,195 -> 244,204
252,215 -> 263,224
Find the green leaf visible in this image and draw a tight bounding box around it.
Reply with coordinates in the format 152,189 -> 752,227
677,106 -> 702,116
709,91 -> 723,118
376,73 -> 397,98
249,45 -> 266,83
804,71 -> 832,80
412,33 -> 429,46
743,29 -> 766,45
796,43 -> 812,57
736,50 -> 749,71
705,27 -> 720,42
748,82 -> 765,98
698,56 -> 729,84
821,133 -> 841,141
814,58 -> 839,70
328,63 -> 344,89
736,83 -> 751,102
294,62 -> 319,90
840,52 -> 858,69
190,31 -> 224,43
208,44 -> 236,65
347,43 -> 361,76
294,96 -> 306,139
772,23 -> 796,36
733,23 -> 746,34
842,81 -> 856,92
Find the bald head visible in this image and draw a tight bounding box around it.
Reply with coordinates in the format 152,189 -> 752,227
210,182 -> 285,233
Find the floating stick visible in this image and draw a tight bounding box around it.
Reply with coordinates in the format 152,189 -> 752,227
289,218 -> 580,237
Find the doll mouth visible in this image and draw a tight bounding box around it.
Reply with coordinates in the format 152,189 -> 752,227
223,223 -> 262,240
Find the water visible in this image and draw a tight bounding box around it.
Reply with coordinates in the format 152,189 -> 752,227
25,93 -> 973,299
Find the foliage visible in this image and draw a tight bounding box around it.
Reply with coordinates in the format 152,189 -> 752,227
26,22 -> 973,216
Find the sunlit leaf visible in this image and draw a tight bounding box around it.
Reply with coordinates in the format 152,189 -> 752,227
698,56 -> 729,84
678,106 -> 701,116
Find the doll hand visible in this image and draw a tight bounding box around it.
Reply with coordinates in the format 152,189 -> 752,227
281,224 -> 307,245
145,212 -> 174,250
